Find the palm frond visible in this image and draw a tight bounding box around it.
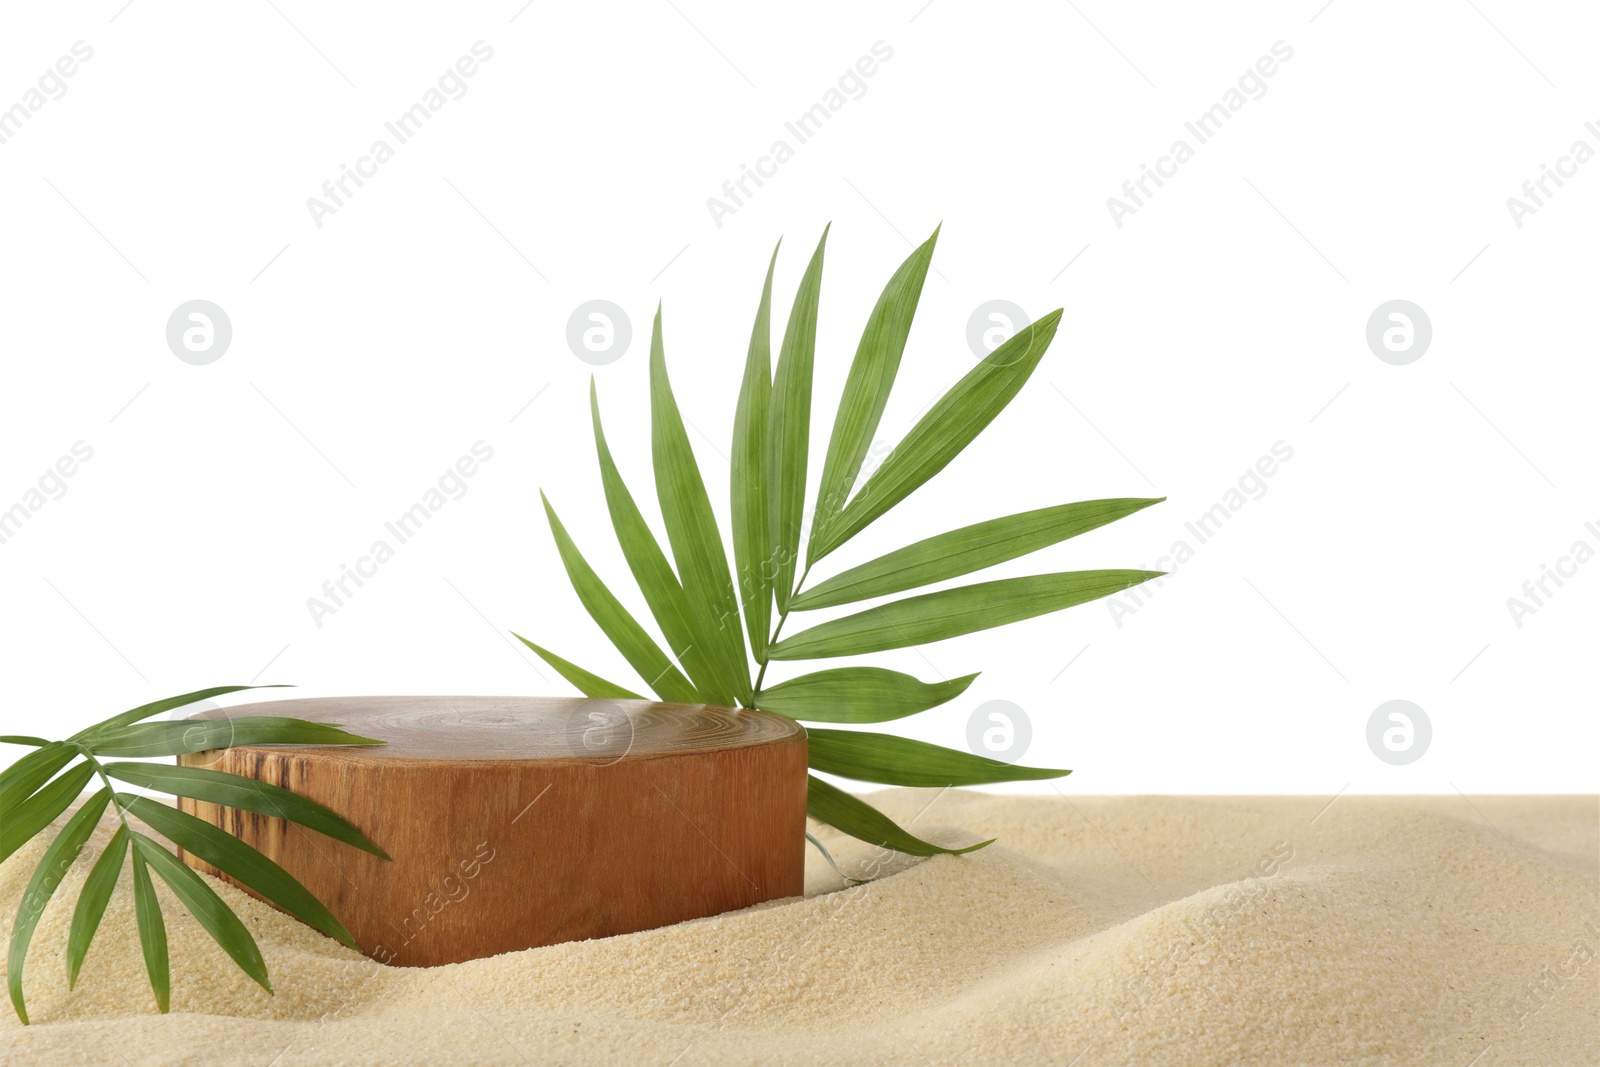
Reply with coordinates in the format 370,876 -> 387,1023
1,689 -> 388,1023
526,228 -> 1162,857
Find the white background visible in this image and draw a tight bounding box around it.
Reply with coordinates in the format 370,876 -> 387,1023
1,1 -> 1594,794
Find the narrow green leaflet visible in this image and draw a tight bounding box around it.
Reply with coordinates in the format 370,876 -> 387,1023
795,497 -> 1164,610
132,834 -> 271,994
806,775 -> 988,857
130,852 -> 169,1013
540,492 -> 698,703
591,384 -> 733,705
808,729 -> 1067,786
71,685 -> 290,742
105,763 -> 387,858
119,796 -> 360,949
811,309 -> 1065,563
0,736 -> 49,747
731,242 -> 780,663
0,762 -> 95,868
767,227 -> 828,611
755,667 -> 977,724
808,227 -> 938,560
8,787 -> 110,1024
649,307 -> 752,703
68,825 -> 127,989
0,742 -> 76,814
770,569 -> 1162,660
86,718 -> 384,759
511,635 -> 645,699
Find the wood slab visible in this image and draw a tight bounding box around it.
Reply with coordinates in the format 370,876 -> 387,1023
175,695 -> 808,966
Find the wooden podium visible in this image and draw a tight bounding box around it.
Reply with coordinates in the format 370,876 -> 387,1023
176,695 -> 808,966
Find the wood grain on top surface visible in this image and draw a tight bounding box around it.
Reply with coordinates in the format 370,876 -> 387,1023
187,694 -> 805,763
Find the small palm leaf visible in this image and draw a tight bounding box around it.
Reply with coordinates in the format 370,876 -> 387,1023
754,667 -> 977,724
539,491 -> 699,703
7,787 -> 110,1024
808,226 -> 938,558
104,763 -> 387,858
119,796 -> 360,950
132,833 -> 272,994
770,569 -> 1162,660
731,242 -> 780,663
130,851 -> 169,1013
85,718 -> 384,758
808,729 -> 1067,786
67,824 -> 127,989
649,307 -> 752,702
806,775 -> 988,857
767,227 -> 828,610
591,383 -> 734,704
512,635 -> 645,699
0,742 -> 77,816
794,497 -> 1164,610
0,762 -> 95,868
811,309 -> 1065,563
70,685 -> 290,742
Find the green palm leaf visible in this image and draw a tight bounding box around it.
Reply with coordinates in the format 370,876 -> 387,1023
130,851 -> 169,1013
132,833 -> 272,994
731,242 -> 780,663
85,717 -> 384,759
808,729 -> 1067,786
767,227 -> 828,611
8,786 -> 110,1024
811,309 -> 1064,563
590,383 -> 734,705
67,824 -> 127,989
0,742 -> 77,815
770,569 -> 1162,660
754,667 -> 976,723
539,491 -> 699,703
649,306 -> 752,703
806,775 -> 988,857
0,762 -> 95,867
808,226 -> 938,558
119,796 -> 360,950
104,763 -> 387,858
795,497 -> 1164,610
70,685 -> 290,742
512,635 -> 645,699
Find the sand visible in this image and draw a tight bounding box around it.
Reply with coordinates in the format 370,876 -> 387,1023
1,790 -> 1595,1066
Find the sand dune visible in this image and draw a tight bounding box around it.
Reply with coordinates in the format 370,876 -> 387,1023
2,791 -> 1595,1065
